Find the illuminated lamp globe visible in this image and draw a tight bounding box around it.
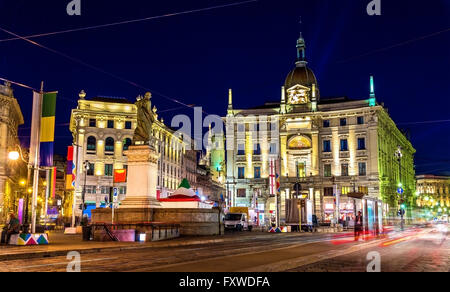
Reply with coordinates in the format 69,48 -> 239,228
8,151 -> 20,161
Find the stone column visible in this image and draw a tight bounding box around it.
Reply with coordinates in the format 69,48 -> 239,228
120,145 -> 161,209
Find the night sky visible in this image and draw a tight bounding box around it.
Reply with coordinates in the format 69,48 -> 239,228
0,0 -> 449,175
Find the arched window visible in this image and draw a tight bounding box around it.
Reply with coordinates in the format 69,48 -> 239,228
87,136 -> 97,152
123,138 -> 132,152
105,137 -> 115,153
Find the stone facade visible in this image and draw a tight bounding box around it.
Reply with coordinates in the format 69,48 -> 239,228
0,82 -> 24,223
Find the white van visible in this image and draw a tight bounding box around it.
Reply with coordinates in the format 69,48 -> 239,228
224,213 -> 253,231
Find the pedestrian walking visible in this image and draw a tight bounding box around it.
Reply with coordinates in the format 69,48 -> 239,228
354,211 -> 363,241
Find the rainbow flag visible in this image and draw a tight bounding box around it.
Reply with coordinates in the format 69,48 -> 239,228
39,92 -> 57,167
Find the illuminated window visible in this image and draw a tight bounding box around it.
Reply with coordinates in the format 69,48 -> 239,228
87,163 -> 95,176
296,162 -> 306,178
105,137 -> 115,154
253,144 -> 261,155
341,164 -> 349,177
269,143 -> 278,154
237,189 -> 246,198
359,162 -> 367,176
324,164 -> 332,177
107,120 -> 115,129
237,144 -> 245,156
89,119 -> 96,127
340,139 -> 348,152
238,167 -> 245,179
357,138 -> 366,150
324,187 -> 334,197
342,186 -> 351,195
359,186 -> 369,194
323,140 -> 331,153
105,164 -> 113,177
87,136 -> 97,152
254,167 -> 261,179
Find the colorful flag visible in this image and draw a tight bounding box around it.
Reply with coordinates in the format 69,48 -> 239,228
39,92 -> 57,167
114,169 -> 127,183
66,146 -> 75,190
50,167 -> 57,198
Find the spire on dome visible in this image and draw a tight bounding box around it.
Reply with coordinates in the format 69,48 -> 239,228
296,33 -> 307,67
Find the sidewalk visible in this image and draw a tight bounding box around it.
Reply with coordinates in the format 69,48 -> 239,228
0,231 -> 314,261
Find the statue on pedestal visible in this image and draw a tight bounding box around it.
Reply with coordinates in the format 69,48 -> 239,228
133,92 -> 155,145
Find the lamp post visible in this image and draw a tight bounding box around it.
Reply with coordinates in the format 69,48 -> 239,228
81,160 -> 90,217
8,145 -> 36,232
395,146 -> 404,231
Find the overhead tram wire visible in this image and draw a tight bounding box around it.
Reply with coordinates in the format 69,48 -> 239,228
337,27 -> 450,63
0,0 -> 259,43
397,119 -> 450,126
0,27 -> 209,114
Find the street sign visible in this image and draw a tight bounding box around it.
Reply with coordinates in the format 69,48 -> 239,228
113,187 -> 119,203
397,187 -> 404,195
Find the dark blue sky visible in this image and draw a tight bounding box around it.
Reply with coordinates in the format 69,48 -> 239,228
0,0 -> 449,174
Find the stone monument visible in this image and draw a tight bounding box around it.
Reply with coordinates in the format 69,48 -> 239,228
120,92 -> 161,209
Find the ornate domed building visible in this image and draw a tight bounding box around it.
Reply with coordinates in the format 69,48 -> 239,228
223,33 -> 416,228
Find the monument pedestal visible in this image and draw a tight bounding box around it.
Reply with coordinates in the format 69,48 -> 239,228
120,145 -> 161,209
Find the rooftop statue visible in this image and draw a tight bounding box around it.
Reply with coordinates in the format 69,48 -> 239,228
133,92 -> 155,145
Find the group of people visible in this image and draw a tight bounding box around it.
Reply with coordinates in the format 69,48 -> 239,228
1,213 -> 21,245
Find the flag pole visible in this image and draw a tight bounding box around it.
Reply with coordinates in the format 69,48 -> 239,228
31,82 -> 44,234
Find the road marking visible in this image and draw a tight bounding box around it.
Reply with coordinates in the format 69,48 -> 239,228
10,257 -> 118,270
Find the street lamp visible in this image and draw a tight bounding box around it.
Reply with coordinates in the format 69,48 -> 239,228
8,144 -> 41,234
81,160 -> 90,217
394,146 -> 405,231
